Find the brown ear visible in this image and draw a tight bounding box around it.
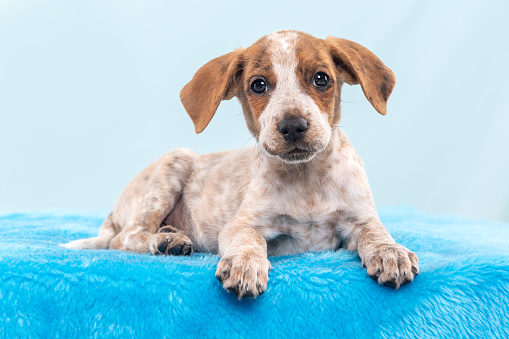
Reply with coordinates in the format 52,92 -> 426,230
180,48 -> 244,133
325,37 -> 395,115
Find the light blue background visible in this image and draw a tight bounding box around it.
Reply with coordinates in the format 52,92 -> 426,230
1,1 -> 508,222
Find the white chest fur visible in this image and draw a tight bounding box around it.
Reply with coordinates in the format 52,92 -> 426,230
248,149 -> 347,255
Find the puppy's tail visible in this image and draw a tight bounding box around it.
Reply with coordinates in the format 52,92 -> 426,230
60,214 -> 117,250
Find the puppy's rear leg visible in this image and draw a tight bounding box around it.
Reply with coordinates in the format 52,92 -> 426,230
108,148 -> 196,255
110,224 -> 194,255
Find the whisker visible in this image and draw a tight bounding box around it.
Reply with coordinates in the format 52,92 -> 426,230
293,164 -> 299,180
282,161 -> 290,178
238,133 -> 259,155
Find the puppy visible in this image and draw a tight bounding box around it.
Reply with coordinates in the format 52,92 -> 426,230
63,30 -> 419,299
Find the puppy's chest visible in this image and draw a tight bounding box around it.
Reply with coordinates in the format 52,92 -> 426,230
264,212 -> 341,256
259,181 -> 343,254
265,176 -> 342,222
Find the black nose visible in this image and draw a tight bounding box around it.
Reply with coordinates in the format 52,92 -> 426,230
278,117 -> 309,142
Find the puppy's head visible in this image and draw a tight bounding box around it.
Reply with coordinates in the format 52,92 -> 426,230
180,31 -> 395,163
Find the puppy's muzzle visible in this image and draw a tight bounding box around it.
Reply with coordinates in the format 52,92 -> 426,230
278,117 -> 308,142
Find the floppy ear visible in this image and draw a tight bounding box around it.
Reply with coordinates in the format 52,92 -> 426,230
325,37 -> 395,115
180,48 -> 244,133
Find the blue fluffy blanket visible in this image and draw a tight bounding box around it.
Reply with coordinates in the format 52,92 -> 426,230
0,206 -> 508,338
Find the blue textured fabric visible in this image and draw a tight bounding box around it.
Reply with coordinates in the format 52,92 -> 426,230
0,206 -> 508,338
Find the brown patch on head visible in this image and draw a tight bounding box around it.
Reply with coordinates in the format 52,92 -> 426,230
235,37 -> 277,136
293,33 -> 339,124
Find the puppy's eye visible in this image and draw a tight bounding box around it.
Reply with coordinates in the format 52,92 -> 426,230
313,72 -> 329,87
251,79 -> 267,94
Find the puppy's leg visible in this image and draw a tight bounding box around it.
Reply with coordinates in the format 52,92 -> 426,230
345,217 -> 419,289
216,218 -> 271,299
110,223 -> 194,255
108,149 -> 196,255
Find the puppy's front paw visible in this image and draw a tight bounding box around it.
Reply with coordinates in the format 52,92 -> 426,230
216,253 -> 271,300
363,243 -> 419,289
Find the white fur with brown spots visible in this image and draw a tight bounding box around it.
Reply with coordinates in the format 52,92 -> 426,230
62,30 -> 418,299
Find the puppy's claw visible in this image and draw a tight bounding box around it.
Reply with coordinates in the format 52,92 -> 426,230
411,266 -> 419,275
243,288 -> 255,299
256,283 -> 264,295
217,269 -> 230,283
226,285 -> 240,297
